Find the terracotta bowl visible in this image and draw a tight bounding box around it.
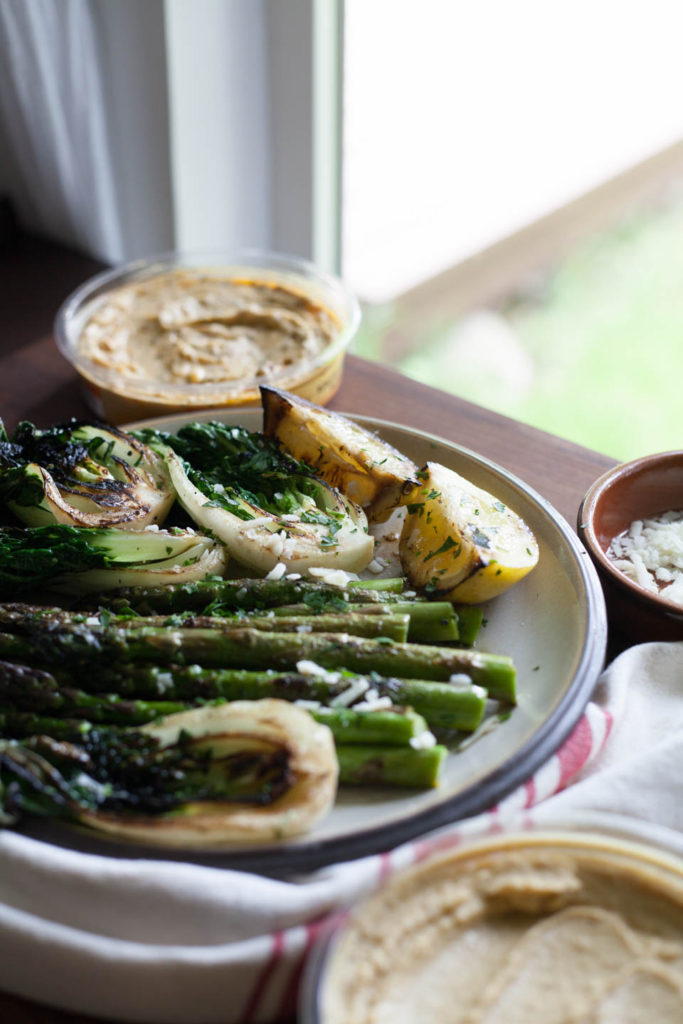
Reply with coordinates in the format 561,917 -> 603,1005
578,451 -> 683,643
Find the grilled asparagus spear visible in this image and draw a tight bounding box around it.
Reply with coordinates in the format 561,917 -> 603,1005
0,658 -> 487,733
91,579 -> 479,644
0,661 -> 433,746
337,744 -> 447,788
0,717 -> 445,793
94,576 -> 409,615
0,603 -> 412,643
0,624 -> 514,702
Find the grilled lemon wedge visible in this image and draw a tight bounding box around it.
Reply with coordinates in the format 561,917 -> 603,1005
399,462 -> 539,603
261,386 -> 418,521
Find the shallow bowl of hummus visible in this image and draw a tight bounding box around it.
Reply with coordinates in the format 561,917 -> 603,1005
55,249 -> 360,422
304,814 -> 683,1024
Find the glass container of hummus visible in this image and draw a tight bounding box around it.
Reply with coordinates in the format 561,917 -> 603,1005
305,815 -> 683,1024
55,250 -> 361,422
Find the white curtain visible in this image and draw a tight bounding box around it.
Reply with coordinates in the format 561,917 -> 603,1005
0,0 -> 124,260
0,0 -> 336,266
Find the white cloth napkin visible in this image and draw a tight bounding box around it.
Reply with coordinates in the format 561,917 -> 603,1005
1,641 -> 682,1024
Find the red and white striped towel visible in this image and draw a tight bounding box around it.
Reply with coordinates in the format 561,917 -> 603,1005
0,641 -> 681,1024
231,699 -> 616,1024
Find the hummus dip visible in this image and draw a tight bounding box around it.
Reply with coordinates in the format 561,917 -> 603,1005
78,269 -> 339,389
320,833 -> 683,1024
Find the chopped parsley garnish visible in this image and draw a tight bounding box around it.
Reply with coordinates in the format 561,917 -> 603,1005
470,526 -> 490,548
424,535 -> 461,561
406,501 -> 425,516
302,591 -> 350,613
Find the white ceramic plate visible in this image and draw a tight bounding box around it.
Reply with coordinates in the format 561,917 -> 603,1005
21,410 -> 607,872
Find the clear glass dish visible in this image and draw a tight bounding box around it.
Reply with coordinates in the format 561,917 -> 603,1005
55,249 -> 361,423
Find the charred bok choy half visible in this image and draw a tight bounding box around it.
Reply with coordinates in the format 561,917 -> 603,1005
0,699 -> 338,845
136,420 -> 374,574
0,419 -> 174,529
0,524 -> 227,597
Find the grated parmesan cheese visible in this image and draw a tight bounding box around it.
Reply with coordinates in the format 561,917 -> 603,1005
264,533 -> 285,558
295,660 -> 342,684
607,509 -> 683,606
449,673 -> 473,688
353,695 -> 394,712
329,677 -> 370,707
409,730 -> 437,750
240,516 -> 273,530
307,566 -> 360,588
265,561 -> 287,581
155,672 -> 174,695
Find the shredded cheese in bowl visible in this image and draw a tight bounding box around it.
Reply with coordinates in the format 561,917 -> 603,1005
607,509 -> 683,606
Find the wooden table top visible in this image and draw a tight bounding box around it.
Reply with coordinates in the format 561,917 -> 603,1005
0,233 -> 617,1024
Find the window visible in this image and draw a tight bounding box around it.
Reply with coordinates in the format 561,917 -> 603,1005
341,0 -> 683,458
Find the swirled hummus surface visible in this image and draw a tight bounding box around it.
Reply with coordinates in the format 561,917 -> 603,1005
78,269 -> 339,389
322,836 -> 683,1024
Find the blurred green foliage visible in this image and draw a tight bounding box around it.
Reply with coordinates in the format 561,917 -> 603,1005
352,194 -> 683,461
